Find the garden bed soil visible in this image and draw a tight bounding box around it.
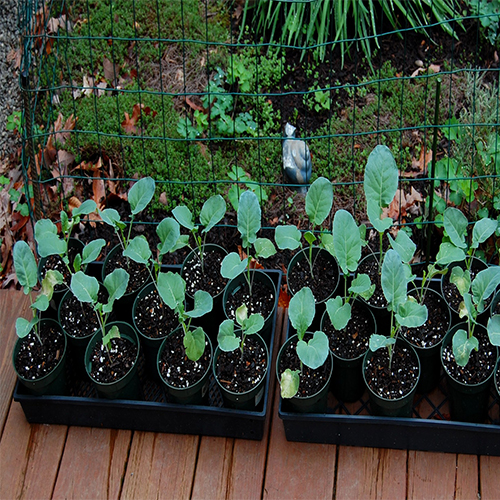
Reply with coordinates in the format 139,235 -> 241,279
88,337 -> 138,383
14,322 -> 65,380
182,249 -> 228,297
134,287 -> 177,339
215,336 -> 267,393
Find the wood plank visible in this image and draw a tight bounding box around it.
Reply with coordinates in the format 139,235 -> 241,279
407,451 -> 457,500
479,455 -> 500,500
455,454 -> 478,500
0,401 -> 66,499
335,446 -> 407,500
52,426 -> 132,499
0,290 -> 30,433
121,431 -> 199,500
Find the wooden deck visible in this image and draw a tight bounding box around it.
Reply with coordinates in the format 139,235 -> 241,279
1,288 -> 500,500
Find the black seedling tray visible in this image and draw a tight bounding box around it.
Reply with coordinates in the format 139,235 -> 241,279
14,270 -> 282,441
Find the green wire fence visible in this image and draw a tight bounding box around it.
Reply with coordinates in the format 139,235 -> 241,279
17,0 -> 500,239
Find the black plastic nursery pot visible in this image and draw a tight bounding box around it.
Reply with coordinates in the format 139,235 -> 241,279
320,300 -> 377,403
85,321 -> 141,400
223,269 -> 277,345
440,323 -> 498,424
287,247 -> 339,330
495,358 -> 500,401
277,331 -> 333,414
13,318 -> 67,396
213,333 -> 269,410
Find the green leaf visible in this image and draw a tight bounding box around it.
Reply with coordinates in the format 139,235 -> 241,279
235,304 -> 248,325
369,334 -> 396,351
186,290 -> 213,318
34,219 -> 67,257
200,195 -> 226,233
184,326 -> 206,362
381,249 -> 408,311
303,231 -> 317,246
13,241 -> 38,293
487,315 -> 500,346
170,234 -> 190,252
157,271 -> 185,311
40,269 -> 64,302
289,286 -> 315,339
32,294 -> 50,312
104,268 -> 130,304
395,300 -> 427,328
123,236 -> 151,265
305,177 -> 333,227
280,368 -> 300,399
71,271 -> 99,303
60,211 -> 70,235
157,218 -> 181,256
172,205 -> 195,231
243,313 -> 265,335
274,226 -> 302,250
254,238 -> 276,259
128,177 -> 155,215
220,252 -> 248,280
237,190 -> 261,248
81,239 -> 106,265
366,200 -> 393,234
102,325 -> 121,349
72,199 -> 97,217
471,217 -> 498,249
450,266 -> 471,296
217,320 -> 240,352
98,208 -> 121,227
471,266 -> 500,312
296,331 -> 329,369
388,230 -> 416,264
435,242 -> 466,266
452,328 -> 478,367
443,207 -> 468,249
320,233 -> 335,256
349,274 -> 373,295
16,317 -> 38,339
363,144 -> 398,212
325,296 -> 351,330
332,209 -> 361,274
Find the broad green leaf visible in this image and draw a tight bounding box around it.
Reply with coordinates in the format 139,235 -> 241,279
367,200 -> 393,234
81,239 -> 105,265
388,230 -> 416,264
254,238 -> 276,259
296,331 -> 329,369
332,209 -> 361,274
369,334 -> 396,351
102,325 -> 121,349
320,232 -> 335,256
123,235 -> 152,265
184,326 -> 206,361
200,194 -> 226,233
459,293 -> 476,322
289,287 -> 315,339
157,217 -> 181,256
35,219 -> 66,257
472,217 -> 497,249
237,190 -> 261,248
71,271 -> 99,303
443,207 -> 468,249
170,234 -> 189,252
280,368 -> 300,399
32,294 -> 49,312
235,304 -> 248,325
325,296 -> 351,330
305,177 -> 333,227
363,144 -> 398,209
452,328 -> 478,367
186,290 -> 213,318
487,315 -> 500,346
243,313 -> 265,335
450,266 -> 471,296
13,240 -> 38,293
98,208 -> 121,227
349,273 -> 373,295
217,319 -> 240,352
172,205 -> 195,231
60,211 -> 70,235
16,317 -> 38,339
381,249 -> 408,310
395,300 -> 427,328
435,242 -> 466,266
40,269 -> 64,301
275,225 -> 301,250
157,271 -> 185,311
104,268 -> 130,304
72,199 -> 97,217
128,176 -> 155,215
221,252 -> 248,279
304,231 -> 317,246
471,266 -> 500,312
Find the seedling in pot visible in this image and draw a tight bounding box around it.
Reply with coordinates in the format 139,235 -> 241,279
280,286 -> 330,398
172,194 -> 227,273
13,240 -> 64,341
326,209 -> 374,330
217,304 -> 265,357
275,176 -> 333,279
448,265 -> 500,366
220,190 -> 276,294
70,268 -> 130,355
156,271 -> 213,362
368,249 -> 428,369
